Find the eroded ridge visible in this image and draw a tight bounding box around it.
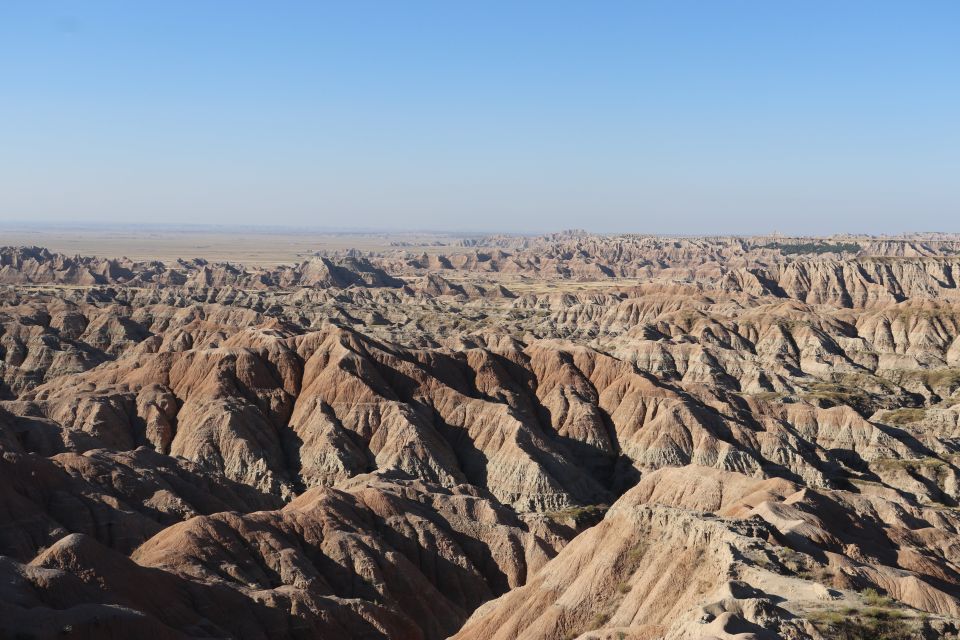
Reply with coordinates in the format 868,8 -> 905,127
2,233 -> 960,639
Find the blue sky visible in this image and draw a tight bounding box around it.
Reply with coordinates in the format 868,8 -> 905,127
1,1 -> 958,234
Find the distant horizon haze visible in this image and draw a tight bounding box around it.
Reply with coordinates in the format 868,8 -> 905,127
1,1 -> 958,235
1,219 -> 955,239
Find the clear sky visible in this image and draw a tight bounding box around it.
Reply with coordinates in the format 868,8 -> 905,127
1,1 -> 958,235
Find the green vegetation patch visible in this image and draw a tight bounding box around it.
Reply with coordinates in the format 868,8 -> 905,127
808,601 -> 915,640
861,587 -> 895,608
761,241 -> 863,255
588,612 -> 610,629
625,541 -> 648,564
740,390 -> 789,401
800,372 -> 907,412
873,456 -> 950,476
886,368 -> 960,396
544,503 -> 609,522
879,408 -> 927,426
801,382 -> 869,409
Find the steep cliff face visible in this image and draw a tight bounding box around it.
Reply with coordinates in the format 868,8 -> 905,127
2,234 -> 960,639
721,258 -> 960,308
454,467 -> 960,639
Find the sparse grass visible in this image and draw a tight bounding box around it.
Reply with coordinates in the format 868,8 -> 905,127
587,612 -> 610,630
810,610 -> 846,625
835,371 -> 899,390
871,457 -> 954,504
807,587 -> 914,636
743,547 -> 776,570
800,371 -> 912,412
741,390 -> 788,401
800,563 -> 836,585
884,368 -> 960,397
801,382 -> 867,408
873,456 -> 949,473
544,504 -> 609,522
625,542 -> 648,564
761,241 -> 863,255
865,607 -> 909,620
807,602 -> 915,640
879,408 -> 927,426
778,547 -> 830,581
782,557 -> 803,573
921,368 -> 960,390
861,587 -> 895,608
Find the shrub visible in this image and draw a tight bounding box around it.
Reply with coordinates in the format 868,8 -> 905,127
861,587 -> 892,607
588,612 -> 610,629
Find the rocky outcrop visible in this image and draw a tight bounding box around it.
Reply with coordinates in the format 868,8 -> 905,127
0,246 -> 404,290
4,236 -> 960,639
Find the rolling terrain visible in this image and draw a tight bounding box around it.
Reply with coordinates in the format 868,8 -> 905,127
3,232 -> 960,639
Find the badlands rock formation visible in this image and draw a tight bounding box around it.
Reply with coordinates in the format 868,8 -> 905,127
2,234 -> 960,639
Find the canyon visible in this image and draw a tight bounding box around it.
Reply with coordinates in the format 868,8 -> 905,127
3,232 -> 960,639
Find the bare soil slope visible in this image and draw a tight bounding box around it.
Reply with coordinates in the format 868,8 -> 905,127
2,233 -> 960,639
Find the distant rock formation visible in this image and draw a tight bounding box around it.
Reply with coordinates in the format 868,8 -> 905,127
0,246 -> 404,290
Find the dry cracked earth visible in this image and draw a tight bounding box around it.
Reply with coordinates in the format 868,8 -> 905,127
3,231 -> 960,639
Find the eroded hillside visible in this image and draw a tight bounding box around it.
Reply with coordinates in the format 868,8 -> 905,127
2,234 -> 960,640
